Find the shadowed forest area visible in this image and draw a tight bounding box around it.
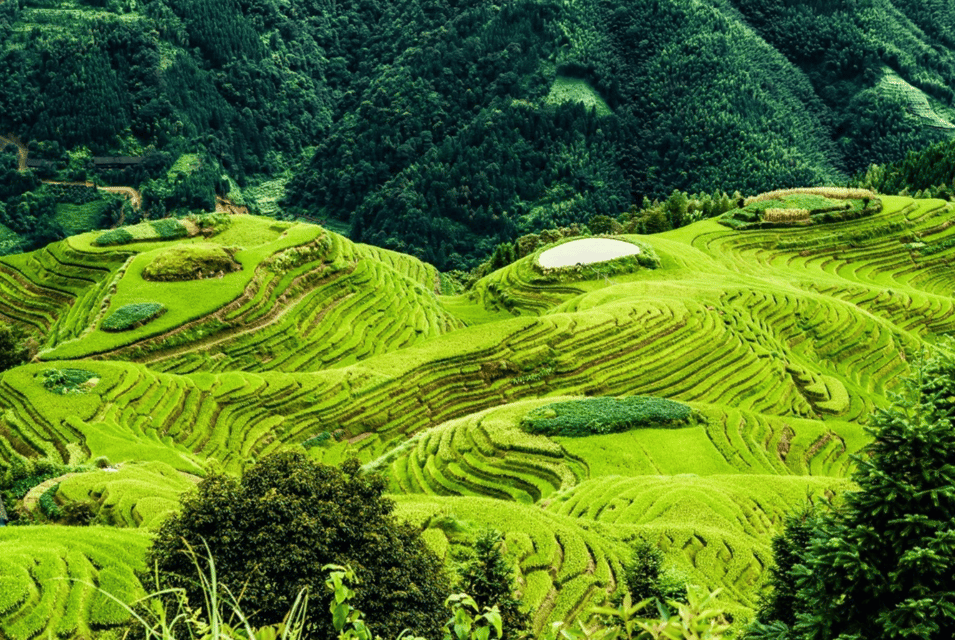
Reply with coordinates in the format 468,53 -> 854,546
3,0 -> 955,267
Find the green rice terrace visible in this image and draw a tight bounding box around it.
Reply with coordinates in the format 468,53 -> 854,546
2,191 -> 955,638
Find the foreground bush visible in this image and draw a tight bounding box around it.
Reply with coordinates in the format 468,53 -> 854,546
747,351 -> 955,639
619,539 -> 686,607
146,454 -> 450,640
120,549 -> 726,640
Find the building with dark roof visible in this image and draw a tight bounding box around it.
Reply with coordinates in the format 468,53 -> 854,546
25,158 -> 57,171
92,156 -> 144,170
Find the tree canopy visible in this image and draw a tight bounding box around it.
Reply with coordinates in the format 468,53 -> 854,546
747,350 -> 955,640
146,453 -> 451,640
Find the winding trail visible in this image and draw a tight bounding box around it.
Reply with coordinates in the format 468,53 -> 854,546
1,138 -> 144,210
44,180 -> 142,210
7,136 -> 246,218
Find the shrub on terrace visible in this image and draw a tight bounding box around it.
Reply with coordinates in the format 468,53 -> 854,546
40,368 -> 98,394
188,212 -> 231,234
521,397 -> 693,437
150,218 -> 189,240
719,192 -> 881,231
141,244 -> 241,281
0,322 -> 33,372
145,453 -> 450,640
101,303 -> 167,331
94,227 -> 134,246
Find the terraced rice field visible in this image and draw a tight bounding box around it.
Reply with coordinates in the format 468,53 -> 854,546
1,193 -> 954,637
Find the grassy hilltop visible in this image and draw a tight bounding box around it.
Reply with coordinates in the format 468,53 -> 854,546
2,191 -> 955,637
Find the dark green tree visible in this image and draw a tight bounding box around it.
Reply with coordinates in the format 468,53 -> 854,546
458,530 -> 529,639
0,322 -> 32,372
748,351 -> 955,639
146,453 -> 450,640
746,507 -> 820,640
619,538 -> 686,606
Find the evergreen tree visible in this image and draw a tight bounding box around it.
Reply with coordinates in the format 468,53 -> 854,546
0,322 -> 32,373
748,351 -> 955,640
619,538 -> 686,606
458,530 -> 530,639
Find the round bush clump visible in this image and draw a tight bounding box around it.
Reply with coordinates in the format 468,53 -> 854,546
521,396 -> 694,437
141,243 -> 241,281
101,302 -> 166,331
40,368 -> 99,394
93,228 -> 134,246
150,218 -> 189,240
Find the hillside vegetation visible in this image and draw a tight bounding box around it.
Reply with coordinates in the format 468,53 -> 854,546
1,191 -> 954,637
3,0 -> 955,267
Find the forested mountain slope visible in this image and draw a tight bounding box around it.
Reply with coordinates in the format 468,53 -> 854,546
3,0 -> 955,268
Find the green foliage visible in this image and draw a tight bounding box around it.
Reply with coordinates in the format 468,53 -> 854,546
146,453 -> 451,639
720,192 -> 878,230
101,302 -> 167,331
141,243 -> 240,282
94,228 -> 135,246
303,429 -> 346,450
559,587 -> 729,640
620,540 -> 686,607
748,507 -> 817,635
150,218 -> 188,240
188,212 -> 231,234
119,543 -> 311,640
167,154 -> 201,181
854,136 -> 955,198
457,530 -> 529,639
325,564 -> 503,640
545,77 -> 612,117
521,397 -> 693,437
40,367 -> 98,394
60,500 -> 95,526
750,351 -> 955,639
0,322 -> 32,373
37,483 -> 61,519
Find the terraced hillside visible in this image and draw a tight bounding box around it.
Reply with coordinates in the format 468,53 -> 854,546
1,194 -> 954,638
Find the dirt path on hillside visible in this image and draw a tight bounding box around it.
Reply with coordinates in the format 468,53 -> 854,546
99,185 -> 142,210
7,136 -> 244,219
0,133 -> 27,171
3,135 -> 145,212
216,195 -> 249,215
43,180 -> 142,210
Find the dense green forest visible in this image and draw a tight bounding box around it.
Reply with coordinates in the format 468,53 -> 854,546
3,0 -> 955,267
